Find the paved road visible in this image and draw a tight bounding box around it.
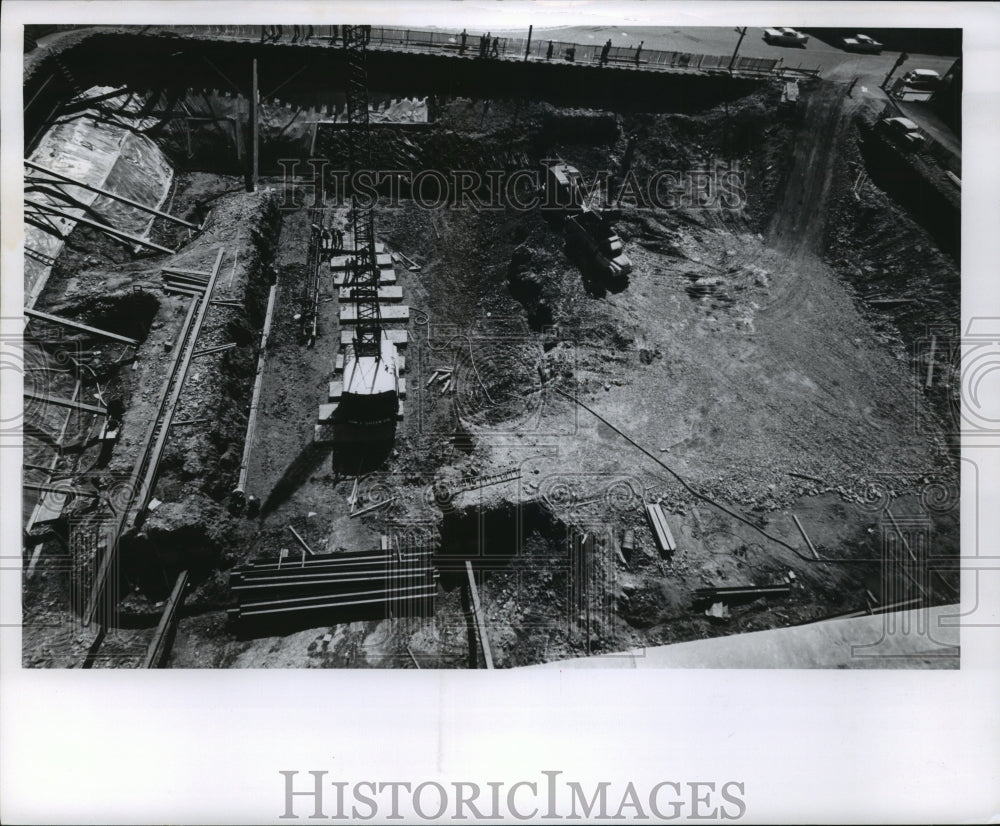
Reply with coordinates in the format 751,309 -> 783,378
511,26 -> 957,85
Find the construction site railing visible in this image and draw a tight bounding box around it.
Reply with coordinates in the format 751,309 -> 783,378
115,25 -> 784,77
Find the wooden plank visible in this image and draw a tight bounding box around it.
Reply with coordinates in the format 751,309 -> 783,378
883,508 -> 918,564
236,283 -> 278,492
24,199 -> 174,254
465,560 -> 494,669
24,308 -> 139,346
645,502 -> 676,553
333,268 -> 396,286
131,247 -> 225,524
25,160 -> 198,229
164,284 -> 204,298
142,570 -> 189,668
337,352 -> 405,373
287,525 -> 316,556
791,514 -> 820,560
24,390 -> 106,416
330,252 -> 393,270
249,58 -> 259,191
341,329 -> 407,347
338,285 -> 403,302
926,335 -> 936,389
23,480 -> 100,497
350,496 -> 396,518
407,645 -> 421,669
193,342 -> 236,357
162,267 -> 211,278
83,298 -> 199,628
339,304 -> 410,323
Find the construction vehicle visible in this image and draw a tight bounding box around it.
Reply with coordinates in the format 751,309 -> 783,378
541,158 -> 585,213
564,207 -> 632,280
778,80 -> 800,115
326,24 -> 400,439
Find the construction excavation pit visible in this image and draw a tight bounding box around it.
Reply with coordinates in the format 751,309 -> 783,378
20,25 -> 961,669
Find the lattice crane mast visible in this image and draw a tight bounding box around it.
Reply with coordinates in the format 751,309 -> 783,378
342,25 -> 382,360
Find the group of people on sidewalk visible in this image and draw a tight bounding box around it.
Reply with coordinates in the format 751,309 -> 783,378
260,25 -> 351,44
456,29 -> 501,58
597,38 -> 645,66
260,25 -> 316,43
538,37 -> 644,65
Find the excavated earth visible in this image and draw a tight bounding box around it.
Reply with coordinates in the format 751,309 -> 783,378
24,71 -> 959,668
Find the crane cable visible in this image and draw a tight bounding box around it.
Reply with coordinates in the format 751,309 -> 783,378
552,385 -> 824,563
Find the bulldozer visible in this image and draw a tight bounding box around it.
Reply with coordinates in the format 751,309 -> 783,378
564,207 -> 632,280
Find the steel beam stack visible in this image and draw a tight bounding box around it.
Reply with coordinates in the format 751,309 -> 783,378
227,547 -> 438,624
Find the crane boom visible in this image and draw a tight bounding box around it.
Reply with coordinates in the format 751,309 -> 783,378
342,25 -> 383,360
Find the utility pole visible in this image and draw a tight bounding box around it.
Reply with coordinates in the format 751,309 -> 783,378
881,51 -> 909,92
728,26 -> 747,74
248,58 -> 259,192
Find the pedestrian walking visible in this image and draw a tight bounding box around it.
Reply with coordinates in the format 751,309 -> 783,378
546,40 -> 554,60
459,28 -> 467,55
600,38 -> 612,65
491,36 -> 500,58
306,25 -> 313,41
274,25 -> 283,42
260,25 -> 268,43
330,24 -> 339,44
634,41 -> 643,65
292,25 -> 301,44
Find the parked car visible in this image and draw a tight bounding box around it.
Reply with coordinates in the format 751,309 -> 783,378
900,69 -> 941,89
762,27 -> 809,47
877,116 -> 926,149
840,33 -> 883,54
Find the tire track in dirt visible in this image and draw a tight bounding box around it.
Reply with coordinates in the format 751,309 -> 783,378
767,80 -> 852,256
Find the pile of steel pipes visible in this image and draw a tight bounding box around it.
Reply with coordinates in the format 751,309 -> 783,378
228,547 -> 438,624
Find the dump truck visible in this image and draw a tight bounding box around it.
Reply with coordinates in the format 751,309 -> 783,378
779,80 -> 800,115
565,208 -> 632,279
